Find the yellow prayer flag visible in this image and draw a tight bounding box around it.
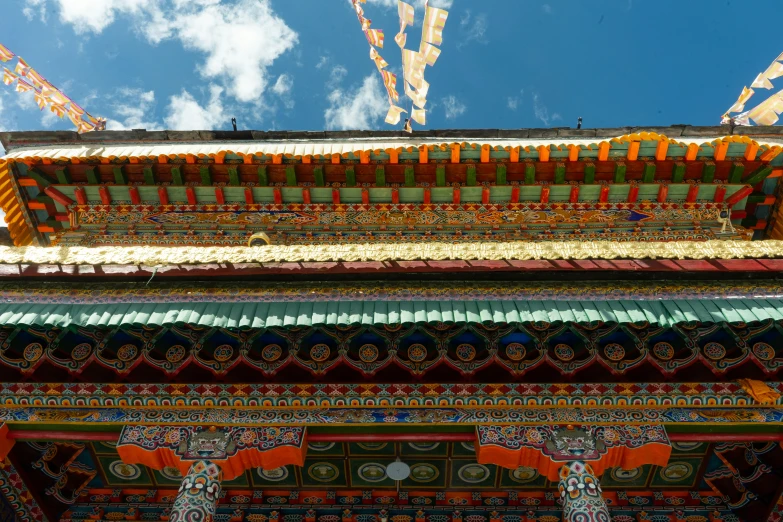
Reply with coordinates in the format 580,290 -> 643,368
748,91 -> 783,125
395,32 -> 407,49
398,1 -> 415,26
405,81 -> 427,108
422,5 -> 448,46
370,47 -> 388,71
385,104 -> 407,125
419,42 -> 441,67
34,90 -> 48,110
763,61 -> 783,81
727,86 -> 754,114
412,108 -> 426,125
752,72 -> 774,90
365,29 -> 384,48
0,44 -> 14,63
381,70 -> 399,102
15,78 -> 33,93
14,57 -> 30,76
2,68 -> 17,86
50,103 -> 67,118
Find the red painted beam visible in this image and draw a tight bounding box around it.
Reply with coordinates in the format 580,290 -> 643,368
99,186 -> 111,205
482,187 -> 490,205
540,186 -> 550,204
657,183 -> 668,203
714,186 -> 726,203
598,185 -> 609,203
158,187 -> 169,205
686,184 -> 699,203
215,187 -> 225,205
569,184 -> 579,203
274,188 -> 283,205
74,187 -> 87,205
725,186 -> 754,207
128,186 -> 141,205
627,184 -> 639,203
510,186 -> 520,203
333,188 -> 341,205
303,188 -> 312,205
452,187 -> 460,205
186,187 -> 197,205
423,188 -> 431,205
361,188 -> 370,205
43,186 -> 74,207
244,187 -> 254,204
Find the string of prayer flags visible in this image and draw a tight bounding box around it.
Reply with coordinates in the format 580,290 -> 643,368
748,90 -> 783,126
412,108 -> 426,125
726,86 -> 754,114
0,42 -> 106,132
752,72 -> 775,90
0,44 -> 13,62
724,51 -> 783,124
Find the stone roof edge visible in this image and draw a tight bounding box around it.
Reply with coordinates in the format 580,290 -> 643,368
4,125 -> 783,153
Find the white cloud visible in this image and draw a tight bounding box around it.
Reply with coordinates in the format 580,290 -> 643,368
315,56 -> 329,69
324,75 -> 388,130
22,0 -> 48,22
40,108 -> 62,129
272,74 -> 295,110
165,85 -> 225,130
542,4 -> 553,14
106,88 -> 161,130
507,89 -> 524,111
533,93 -> 560,126
442,95 -> 466,120
458,11 -> 488,47
49,0 -> 298,104
329,65 -> 348,89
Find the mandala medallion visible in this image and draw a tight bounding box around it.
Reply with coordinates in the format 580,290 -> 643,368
407,344 -> 427,362
359,344 -> 379,363
308,462 -> 339,482
357,463 -> 387,483
71,343 -> 92,361
752,342 -> 775,361
109,461 -> 141,480
23,343 -> 43,363
261,344 -> 283,362
116,344 -> 138,362
310,344 -> 331,362
258,467 -> 289,482
505,343 -> 526,361
409,463 -> 439,483
457,464 -> 490,484
653,342 -> 674,361
165,345 -> 186,363
603,343 -> 625,361
214,344 -> 234,362
703,342 -> 726,361
455,344 -> 476,362
553,344 -> 574,362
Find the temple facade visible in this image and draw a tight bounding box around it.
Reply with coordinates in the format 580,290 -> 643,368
0,126 -> 782,522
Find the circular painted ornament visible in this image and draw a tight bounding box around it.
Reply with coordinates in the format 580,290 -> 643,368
357,463 -> 387,482
23,343 -> 43,362
553,344 -> 574,362
505,343 -> 526,361
455,344 -> 476,362
653,342 -> 674,361
359,344 -> 379,363
457,464 -> 490,483
407,344 -> 427,362
214,344 -> 234,362
160,466 -> 183,481
703,342 -> 726,361
261,344 -> 282,362
409,463 -> 439,483
71,343 -> 92,361
509,466 -> 539,484
603,343 -> 626,361
660,462 -> 693,482
752,342 -> 775,361
258,467 -> 289,482
109,461 -> 141,480
310,344 -> 331,362
166,345 -> 186,363
117,344 -> 138,362
308,462 -> 339,482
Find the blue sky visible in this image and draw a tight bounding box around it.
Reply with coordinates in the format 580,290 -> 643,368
0,0 -> 782,140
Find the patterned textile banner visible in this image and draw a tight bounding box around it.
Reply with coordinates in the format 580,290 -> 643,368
117,425 -> 307,481
475,424 -> 671,481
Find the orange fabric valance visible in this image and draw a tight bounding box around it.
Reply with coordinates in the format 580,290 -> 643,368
475,424 -> 671,482
117,425 -> 307,481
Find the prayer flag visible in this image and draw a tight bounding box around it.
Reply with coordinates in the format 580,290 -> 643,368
14,57 -> 30,76
370,47 -> 388,71
763,61 -> 783,81
419,42 -> 441,67
412,108 -> 426,125
398,1 -> 415,26
395,32 -> 407,49
34,90 -> 48,110
0,44 -> 14,62
15,78 -> 33,93
365,29 -> 384,48
422,4 -> 448,46
50,103 -> 67,118
2,68 -> 18,86
752,73 -> 774,90
385,104 -> 407,125
727,86 -> 754,114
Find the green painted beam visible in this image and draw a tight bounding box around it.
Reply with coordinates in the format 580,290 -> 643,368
466,165 -> 477,186
55,168 -> 71,185
85,167 -> 99,185
375,165 -> 386,186
728,163 -> 745,183
228,168 -> 240,186
435,166 -> 446,187
747,192 -> 768,204
286,166 -> 298,187
113,167 -> 127,185
143,168 -> 155,186
554,163 -> 566,184
583,163 -> 595,184
642,163 -> 656,183
671,162 -> 686,183
35,195 -> 54,204
496,164 -> 507,185
258,166 -> 270,187
614,163 -> 626,184
346,166 -> 357,187
701,162 -> 716,183
524,163 -> 535,184
171,167 -> 183,186
199,166 -> 212,186
28,168 -> 54,188
743,165 -> 773,186
405,167 -> 416,187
